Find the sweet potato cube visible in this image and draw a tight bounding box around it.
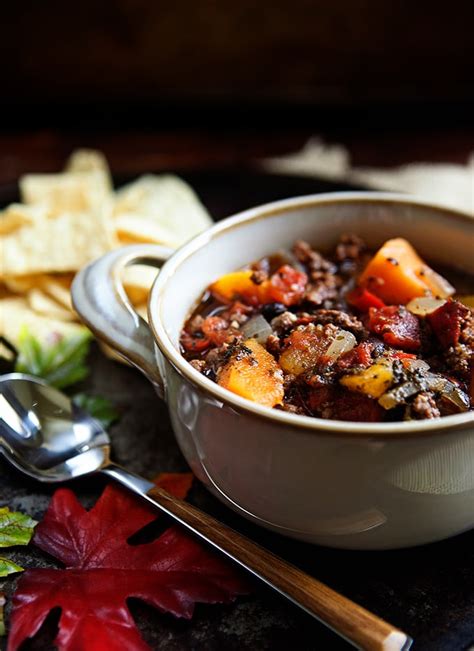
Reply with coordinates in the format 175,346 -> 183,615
210,270 -> 260,304
340,359 -> 394,399
218,338 -> 284,407
359,238 -> 454,305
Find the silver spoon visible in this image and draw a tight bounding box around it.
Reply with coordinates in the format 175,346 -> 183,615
0,373 -> 411,651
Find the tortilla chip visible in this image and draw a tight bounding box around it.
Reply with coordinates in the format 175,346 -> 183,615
20,169 -> 112,217
27,288 -> 76,322
65,149 -> 111,174
0,283 -> 11,299
116,214 -> 177,247
113,174 -> 212,247
41,274 -> 74,309
2,273 -> 43,293
65,149 -> 113,192
0,297 -> 87,346
2,273 -> 73,307
0,210 -> 117,276
122,265 -> 158,304
0,204 -> 46,235
134,301 -> 148,322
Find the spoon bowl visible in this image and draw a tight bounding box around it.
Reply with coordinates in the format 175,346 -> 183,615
0,373 -> 110,481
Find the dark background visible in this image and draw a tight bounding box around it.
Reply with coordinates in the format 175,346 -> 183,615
1,1 -> 473,184
1,1 -> 474,139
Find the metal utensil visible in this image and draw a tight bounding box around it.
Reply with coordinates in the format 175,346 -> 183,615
0,373 -> 412,651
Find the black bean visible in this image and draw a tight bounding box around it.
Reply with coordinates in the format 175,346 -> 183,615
261,302 -> 287,320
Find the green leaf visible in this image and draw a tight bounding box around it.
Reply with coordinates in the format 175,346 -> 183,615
0,507 -> 37,548
73,394 -> 120,428
14,327 -> 92,389
0,558 -> 24,578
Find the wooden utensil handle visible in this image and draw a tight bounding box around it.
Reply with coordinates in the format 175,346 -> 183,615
146,485 -> 411,651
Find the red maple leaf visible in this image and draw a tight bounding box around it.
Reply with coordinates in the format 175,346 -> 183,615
7,475 -> 248,651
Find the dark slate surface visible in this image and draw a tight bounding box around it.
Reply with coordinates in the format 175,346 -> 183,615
1,170 -> 473,650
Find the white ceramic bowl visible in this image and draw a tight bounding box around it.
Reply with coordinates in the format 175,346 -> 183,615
72,192 -> 474,550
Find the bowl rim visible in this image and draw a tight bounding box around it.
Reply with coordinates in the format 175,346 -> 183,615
148,191 -> 474,439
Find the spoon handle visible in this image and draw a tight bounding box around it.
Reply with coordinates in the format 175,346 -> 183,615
102,465 -> 411,651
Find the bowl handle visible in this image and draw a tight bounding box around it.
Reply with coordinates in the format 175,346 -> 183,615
71,244 -> 173,397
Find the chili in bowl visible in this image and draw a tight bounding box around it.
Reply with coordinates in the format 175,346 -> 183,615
180,236 -> 473,423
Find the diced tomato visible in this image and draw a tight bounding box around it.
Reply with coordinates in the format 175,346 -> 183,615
201,316 -> 241,346
180,331 -> 211,353
306,385 -> 335,412
336,342 -> 373,370
391,351 -> 417,359
295,315 -> 315,326
279,324 -> 331,375
211,266 -> 307,308
368,305 -> 421,351
201,316 -> 229,346
427,300 -> 470,349
333,390 -> 384,422
266,265 -> 308,306
306,384 -> 383,421
227,301 -> 253,316
390,350 -> 417,368
346,287 -> 386,311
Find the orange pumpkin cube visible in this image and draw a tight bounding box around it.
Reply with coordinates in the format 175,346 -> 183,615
218,338 -> 284,407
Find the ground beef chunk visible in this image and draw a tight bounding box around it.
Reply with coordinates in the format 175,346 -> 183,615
187,315 -> 204,334
336,234 -> 366,262
293,240 -> 335,273
444,343 -> 473,381
271,311 -> 297,334
203,344 -> 230,375
228,309 -> 249,325
283,372 -> 297,390
251,257 -> 271,275
460,310 -> 474,347
266,334 -> 282,356
293,240 -> 343,306
310,309 -> 367,338
304,277 -> 342,306
189,359 -> 206,372
277,402 -> 306,415
410,392 -> 441,419
427,300 -> 471,349
442,310 -> 474,381
250,269 -> 268,285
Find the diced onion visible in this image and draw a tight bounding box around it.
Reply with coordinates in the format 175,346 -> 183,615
241,314 -> 273,344
406,296 -> 446,316
378,382 -> 420,410
421,266 -> 455,299
424,374 -> 469,411
424,373 -> 448,393
405,359 -> 430,372
325,329 -> 357,361
443,386 -> 470,411
378,370 -> 470,413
